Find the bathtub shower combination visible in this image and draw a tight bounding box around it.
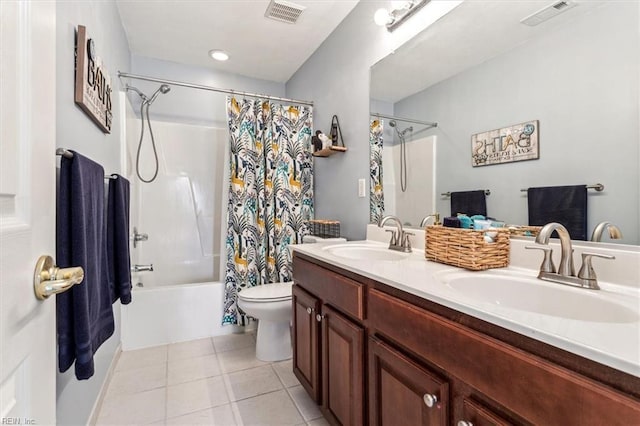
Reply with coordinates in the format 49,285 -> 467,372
118,76 -> 315,356
120,99 -> 231,350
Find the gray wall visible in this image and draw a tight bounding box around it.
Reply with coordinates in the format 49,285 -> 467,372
56,0 -> 130,424
394,2 -> 639,244
286,2 -> 392,240
129,55 -> 286,127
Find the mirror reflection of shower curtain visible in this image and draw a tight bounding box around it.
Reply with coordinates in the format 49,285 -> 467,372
370,119 -> 385,224
223,97 -> 314,326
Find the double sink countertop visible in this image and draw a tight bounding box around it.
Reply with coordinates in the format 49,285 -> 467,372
290,229 -> 640,378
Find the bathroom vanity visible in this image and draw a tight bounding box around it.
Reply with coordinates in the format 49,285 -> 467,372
290,239 -> 640,425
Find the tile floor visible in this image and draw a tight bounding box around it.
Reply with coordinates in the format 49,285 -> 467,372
96,332 -> 329,426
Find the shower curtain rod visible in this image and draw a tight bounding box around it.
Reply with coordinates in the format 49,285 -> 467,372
117,72 -> 314,106
370,112 -> 438,128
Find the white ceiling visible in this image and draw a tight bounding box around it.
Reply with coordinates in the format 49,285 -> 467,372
371,0 -> 606,103
116,0 -> 359,83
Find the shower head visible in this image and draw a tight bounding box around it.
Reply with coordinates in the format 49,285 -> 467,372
125,85 -> 148,102
147,84 -> 171,105
388,119 -> 412,138
400,126 -> 413,136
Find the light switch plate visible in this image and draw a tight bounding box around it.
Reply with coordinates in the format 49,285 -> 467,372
358,178 -> 366,198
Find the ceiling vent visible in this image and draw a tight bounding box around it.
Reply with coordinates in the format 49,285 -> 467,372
265,0 -> 306,24
520,1 -> 578,26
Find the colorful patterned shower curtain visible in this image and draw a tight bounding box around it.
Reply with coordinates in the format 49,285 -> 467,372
223,97 -> 313,325
370,119 -> 385,224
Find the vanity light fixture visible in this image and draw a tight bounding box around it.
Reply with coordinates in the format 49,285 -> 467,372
208,49 -> 229,61
374,0 -> 429,32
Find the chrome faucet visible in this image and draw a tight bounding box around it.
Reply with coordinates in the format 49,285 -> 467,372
379,215 -> 413,252
420,213 -> 441,228
591,221 -> 623,242
534,222 -> 574,276
527,222 -> 614,290
131,264 -> 154,273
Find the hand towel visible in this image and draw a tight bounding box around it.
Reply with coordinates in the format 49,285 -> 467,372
57,151 -> 114,380
450,190 -> 487,217
107,174 -> 132,304
527,185 -> 588,240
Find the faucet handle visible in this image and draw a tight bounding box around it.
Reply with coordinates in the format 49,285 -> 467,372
578,252 -> 615,282
525,245 -> 556,273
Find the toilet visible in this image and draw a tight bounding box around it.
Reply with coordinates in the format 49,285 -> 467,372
237,281 -> 294,362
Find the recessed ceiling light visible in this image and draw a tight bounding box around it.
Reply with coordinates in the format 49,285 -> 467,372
209,50 -> 229,61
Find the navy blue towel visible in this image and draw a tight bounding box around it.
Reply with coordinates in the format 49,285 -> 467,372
450,190 -> 487,217
107,175 -> 132,305
528,185 -> 588,240
57,151 -> 114,380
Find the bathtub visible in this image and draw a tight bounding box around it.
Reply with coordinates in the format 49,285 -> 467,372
120,281 -> 233,350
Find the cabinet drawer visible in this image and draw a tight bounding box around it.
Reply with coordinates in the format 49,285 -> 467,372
369,289 -> 640,425
293,256 -> 365,321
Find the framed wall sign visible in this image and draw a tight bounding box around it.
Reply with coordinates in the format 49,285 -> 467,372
75,25 -> 112,133
471,120 -> 539,167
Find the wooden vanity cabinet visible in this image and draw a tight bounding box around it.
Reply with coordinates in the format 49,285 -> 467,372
292,258 -> 366,425
292,254 -> 640,426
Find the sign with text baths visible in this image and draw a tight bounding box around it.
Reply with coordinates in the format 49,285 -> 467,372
471,120 -> 539,167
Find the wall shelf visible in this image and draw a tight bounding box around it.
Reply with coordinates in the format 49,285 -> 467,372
313,146 -> 347,157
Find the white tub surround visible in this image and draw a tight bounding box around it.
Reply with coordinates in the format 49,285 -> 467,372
289,225 -> 640,377
121,282 -> 230,350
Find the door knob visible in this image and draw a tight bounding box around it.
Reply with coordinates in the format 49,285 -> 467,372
34,255 -> 84,300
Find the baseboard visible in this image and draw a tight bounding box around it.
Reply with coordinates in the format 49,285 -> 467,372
86,343 -> 122,426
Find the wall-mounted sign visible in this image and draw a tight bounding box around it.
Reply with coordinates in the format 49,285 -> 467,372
471,120 -> 539,167
75,25 -> 112,133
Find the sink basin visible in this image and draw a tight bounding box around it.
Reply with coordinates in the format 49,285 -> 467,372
438,271 -> 638,323
322,244 -> 409,261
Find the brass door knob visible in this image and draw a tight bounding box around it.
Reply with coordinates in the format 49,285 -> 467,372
33,255 -> 84,300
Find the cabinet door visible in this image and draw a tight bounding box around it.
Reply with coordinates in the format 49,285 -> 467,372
369,336 -> 449,426
292,284 -> 321,402
320,304 -> 365,425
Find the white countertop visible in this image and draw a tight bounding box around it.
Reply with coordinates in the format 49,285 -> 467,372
290,237 -> 640,378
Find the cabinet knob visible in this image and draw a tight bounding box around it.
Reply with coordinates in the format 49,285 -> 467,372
316,314 -> 325,322
423,393 -> 438,408
306,307 -> 313,315
457,421 -> 473,426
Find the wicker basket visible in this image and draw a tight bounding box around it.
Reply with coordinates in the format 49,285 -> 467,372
307,219 -> 341,238
508,225 -> 542,238
425,226 -> 510,271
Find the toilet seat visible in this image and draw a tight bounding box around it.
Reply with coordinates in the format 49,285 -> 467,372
237,282 -> 293,303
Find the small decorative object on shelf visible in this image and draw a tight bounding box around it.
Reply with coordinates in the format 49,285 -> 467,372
313,115 -> 347,157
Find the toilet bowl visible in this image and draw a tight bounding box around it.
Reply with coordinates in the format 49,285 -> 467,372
237,281 -> 293,362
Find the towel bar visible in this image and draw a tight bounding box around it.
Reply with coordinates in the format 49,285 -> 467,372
520,184 -> 604,193
441,189 -> 491,197
56,148 -> 117,180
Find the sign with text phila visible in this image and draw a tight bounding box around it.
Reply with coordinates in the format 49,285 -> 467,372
74,25 -> 112,133
471,120 -> 539,167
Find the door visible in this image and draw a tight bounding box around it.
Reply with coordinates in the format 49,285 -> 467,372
292,284 -> 321,402
320,304 -> 365,426
0,1 -> 57,424
369,336 -> 449,426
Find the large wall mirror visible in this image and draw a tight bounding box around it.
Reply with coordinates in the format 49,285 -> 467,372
369,0 -> 639,245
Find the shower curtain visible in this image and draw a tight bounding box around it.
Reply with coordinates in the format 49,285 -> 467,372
223,97 -> 314,325
370,119 -> 385,224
